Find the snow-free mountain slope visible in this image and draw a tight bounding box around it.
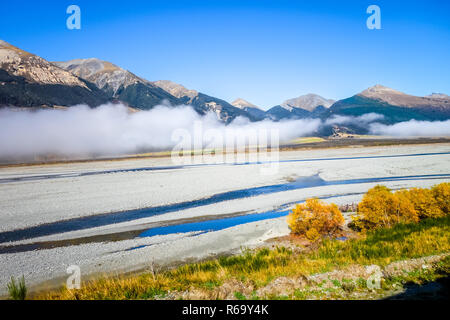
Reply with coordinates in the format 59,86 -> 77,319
281,93 -> 335,112
54,58 -> 181,110
153,80 -> 256,123
0,40 -> 108,108
327,85 -> 450,123
231,98 -> 266,120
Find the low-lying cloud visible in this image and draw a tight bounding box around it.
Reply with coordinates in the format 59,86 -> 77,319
0,104 -> 448,160
0,104 -> 320,159
369,119 -> 450,137
325,113 -> 384,126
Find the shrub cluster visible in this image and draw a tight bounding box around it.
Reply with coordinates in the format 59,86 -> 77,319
352,183 -> 449,231
432,182 -> 450,215
287,198 -> 345,241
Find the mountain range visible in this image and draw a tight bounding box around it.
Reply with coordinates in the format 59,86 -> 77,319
326,85 -> 450,123
53,58 -> 179,110
1,40 -> 449,132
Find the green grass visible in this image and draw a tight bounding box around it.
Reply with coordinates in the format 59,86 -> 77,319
7,276 -> 27,300
234,292 -> 247,300
316,216 -> 450,266
38,216 -> 450,300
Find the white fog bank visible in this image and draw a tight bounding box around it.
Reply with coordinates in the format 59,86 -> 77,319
0,104 -> 320,159
0,104 -> 449,159
369,119 -> 450,137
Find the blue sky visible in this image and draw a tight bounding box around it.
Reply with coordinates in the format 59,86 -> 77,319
1,0 -> 449,109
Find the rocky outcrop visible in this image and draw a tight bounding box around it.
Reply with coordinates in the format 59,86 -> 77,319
0,41 -> 109,108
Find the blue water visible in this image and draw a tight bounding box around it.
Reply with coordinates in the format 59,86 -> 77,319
1,173 -> 449,244
138,210 -> 290,238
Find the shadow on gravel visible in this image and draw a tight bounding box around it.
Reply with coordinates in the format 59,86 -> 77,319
385,276 -> 450,300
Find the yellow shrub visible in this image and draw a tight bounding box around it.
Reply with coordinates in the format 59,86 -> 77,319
287,198 -> 345,241
353,185 -> 418,231
396,188 -> 443,219
432,183 -> 450,215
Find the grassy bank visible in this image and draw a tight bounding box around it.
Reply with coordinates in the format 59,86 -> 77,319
37,215 -> 450,300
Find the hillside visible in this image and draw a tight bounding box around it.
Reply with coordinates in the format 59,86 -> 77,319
327,85 -> 450,123
0,40 -> 109,108
53,59 -> 181,110
153,80 -> 255,123
54,60 -> 256,123
231,98 -> 267,120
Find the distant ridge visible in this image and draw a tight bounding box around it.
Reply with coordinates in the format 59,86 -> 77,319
281,94 -> 335,112
327,85 -> 450,123
153,80 -> 255,123
231,98 -> 260,110
266,94 -> 334,120
231,98 -> 266,120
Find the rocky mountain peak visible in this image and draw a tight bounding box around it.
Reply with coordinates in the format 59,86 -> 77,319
281,93 -> 335,112
55,58 -> 112,78
361,85 -> 405,97
153,80 -> 198,99
53,58 -> 141,95
231,98 -> 260,110
0,40 -> 89,89
358,85 -> 450,109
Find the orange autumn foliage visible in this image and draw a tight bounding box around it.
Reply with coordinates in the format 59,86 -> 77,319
396,188 -> 443,219
352,185 -> 418,231
431,183 -> 450,215
287,198 -> 345,241
352,183 -> 450,231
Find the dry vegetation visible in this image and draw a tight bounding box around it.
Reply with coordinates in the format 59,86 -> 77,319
287,199 -> 345,241
35,183 -> 450,300
353,183 -> 449,231
37,216 -> 450,300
